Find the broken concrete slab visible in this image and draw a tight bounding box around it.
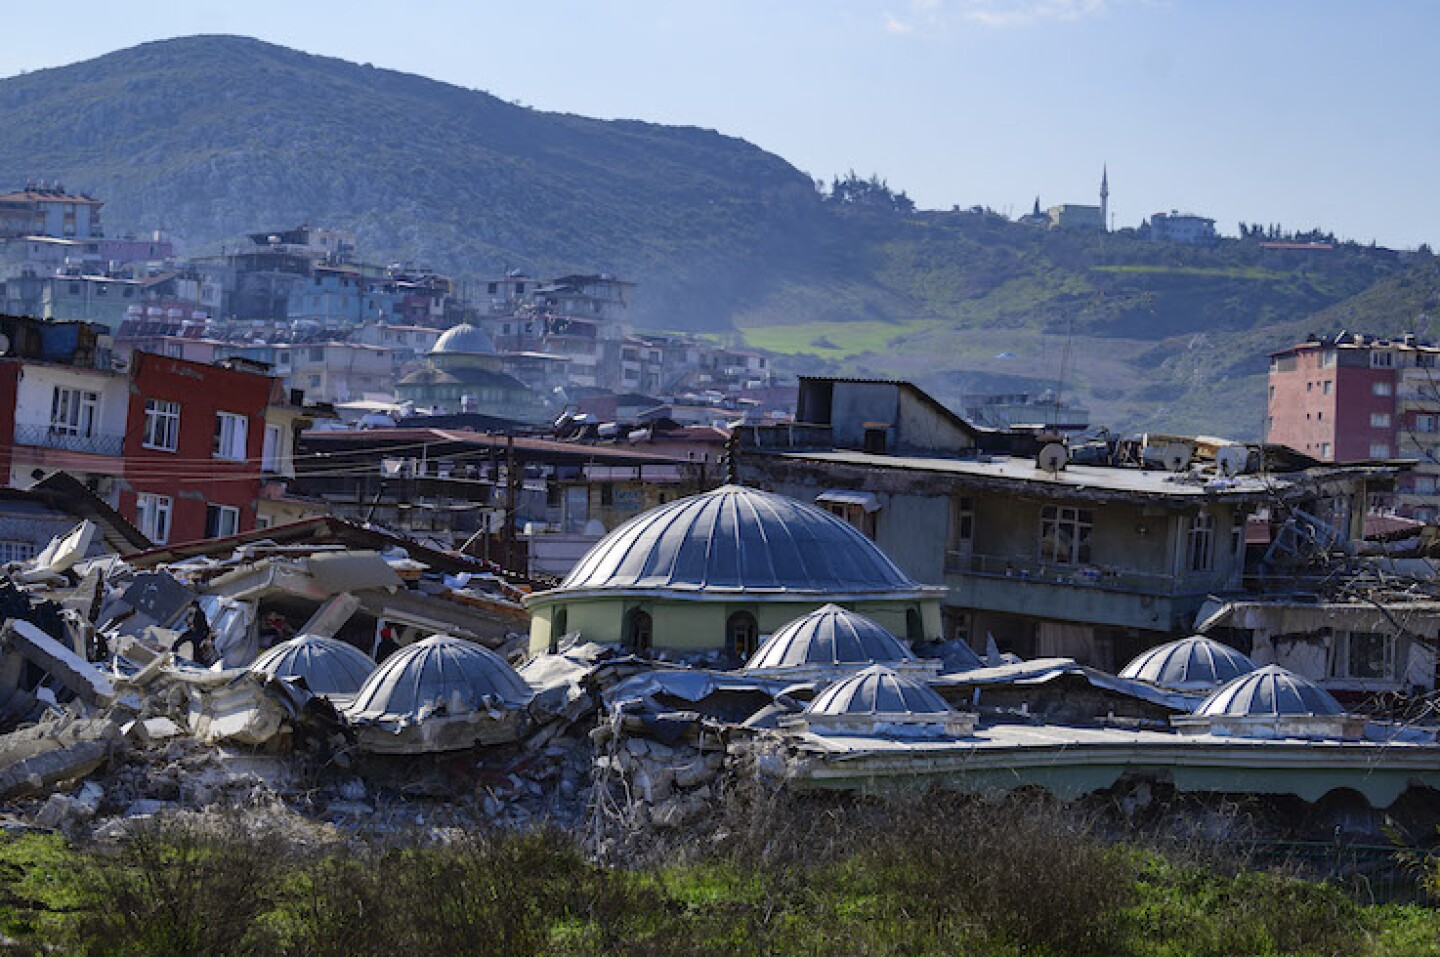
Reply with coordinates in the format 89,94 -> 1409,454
0,738 -> 115,801
119,571 -> 196,629
3,619 -> 115,705
298,592 -> 362,639
17,521 -> 96,582
186,673 -> 297,747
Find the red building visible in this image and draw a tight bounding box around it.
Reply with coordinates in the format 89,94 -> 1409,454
120,352 -> 277,545
1267,334 -> 1399,463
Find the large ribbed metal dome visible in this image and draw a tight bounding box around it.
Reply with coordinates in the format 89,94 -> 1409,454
558,485 -> 919,594
806,665 -> 953,718
430,323 -> 496,355
1119,635 -> 1258,691
249,635 -> 376,696
1193,665 -> 1344,718
747,604 -> 911,671
343,635 -> 532,720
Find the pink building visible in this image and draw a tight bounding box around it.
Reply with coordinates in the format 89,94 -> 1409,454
1268,333 -> 1440,520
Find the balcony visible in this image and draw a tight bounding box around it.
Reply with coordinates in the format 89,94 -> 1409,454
14,423 -> 123,457
941,551 -> 1235,633
945,551 -> 1201,596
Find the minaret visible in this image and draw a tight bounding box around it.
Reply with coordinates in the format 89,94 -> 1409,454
1099,166 -> 1109,231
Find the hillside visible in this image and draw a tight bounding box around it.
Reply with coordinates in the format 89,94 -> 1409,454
0,36 -> 1423,439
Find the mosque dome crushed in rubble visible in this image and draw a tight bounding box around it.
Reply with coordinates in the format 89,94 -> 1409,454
1172,664 -> 1365,739
344,635 -> 532,722
525,485 -> 943,658
1119,635 -> 1258,691
798,665 -> 974,736
429,323 -> 496,355
745,604 -> 938,680
249,635 -> 376,696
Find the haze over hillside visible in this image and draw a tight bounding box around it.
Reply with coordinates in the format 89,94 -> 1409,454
1,34 -> 1432,439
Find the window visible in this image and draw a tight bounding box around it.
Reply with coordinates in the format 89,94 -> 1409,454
1267,385 -> 1275,401
1323,380 -> 1332,395
1371,352 -> 1394,368
0,540 -> 37,563
624,608 -> 652,655
1371,413 -> 1391,428
262,425 -> 282,472
1334,631 -> 1395,681
947,495 -> 975,566
1038,505 -> 1093,565
1370,443 -> 1391,458
136,493 -> 172,544
49,387 -> 98,437
1306,382 -> 1313,393
1320,442 -> 1332,458
726,611 -> 759,662
142,399 -> 180,451
214,412 -> 248,460
863,428 -> 887,453
600,482 -> 614,507
1187,512 -> 1216,572
1418,414 -> 1436,433
204,504 -> 240,538
308,347 -> 325,361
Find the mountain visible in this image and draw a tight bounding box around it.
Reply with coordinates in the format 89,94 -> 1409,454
0,35 -> 1424,438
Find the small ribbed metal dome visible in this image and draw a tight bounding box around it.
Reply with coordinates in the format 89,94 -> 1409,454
1119,635 -> 1258,691
747,604 -> 910,671
806,665 -> 953,718
249,635 -> 376,696
344,635 -> 532,720
430,323 -> 496,355
1193,665 -> 1345,718
558,485 -> 919,594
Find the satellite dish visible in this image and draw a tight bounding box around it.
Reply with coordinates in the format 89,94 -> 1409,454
1162,444 -> 1193,473
1036,443 -> 1068,473
1216,446 -> 1250,477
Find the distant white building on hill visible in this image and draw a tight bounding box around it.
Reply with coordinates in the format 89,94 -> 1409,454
1148,210 -> 1217,244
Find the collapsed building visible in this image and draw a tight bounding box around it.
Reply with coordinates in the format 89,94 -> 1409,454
0,474 -> 1437,847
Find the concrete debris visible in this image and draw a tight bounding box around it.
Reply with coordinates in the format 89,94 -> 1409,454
3,516 -> 1440,848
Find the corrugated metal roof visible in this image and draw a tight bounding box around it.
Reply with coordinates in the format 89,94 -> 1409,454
746,604 -> 910,671
1119,635 -> 1257,691
1194,665 -> 1344,717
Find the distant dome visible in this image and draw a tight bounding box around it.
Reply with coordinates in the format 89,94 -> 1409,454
430,323 -> 496,355
250,635 -> 375,696
1119,635 -> 1257,691
807,665 -> 953,718
343,635 -> 532,721
556,485 -> 922,595
1193,665 -> 1344,718
746,604 -> 912,672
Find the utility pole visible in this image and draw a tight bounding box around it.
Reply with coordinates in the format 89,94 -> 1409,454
504,434 -> 518,571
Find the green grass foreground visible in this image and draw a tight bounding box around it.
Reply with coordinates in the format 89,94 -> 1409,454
0,808 -> 1437,957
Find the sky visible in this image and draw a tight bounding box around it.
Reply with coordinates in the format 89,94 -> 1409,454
1,0 -> 1435,248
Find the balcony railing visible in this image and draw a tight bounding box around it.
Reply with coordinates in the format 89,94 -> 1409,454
944,551 -> 1227,597
14,423 -> 123,457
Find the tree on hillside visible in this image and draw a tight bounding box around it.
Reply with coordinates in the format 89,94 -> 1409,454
823,170 -> 915,215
